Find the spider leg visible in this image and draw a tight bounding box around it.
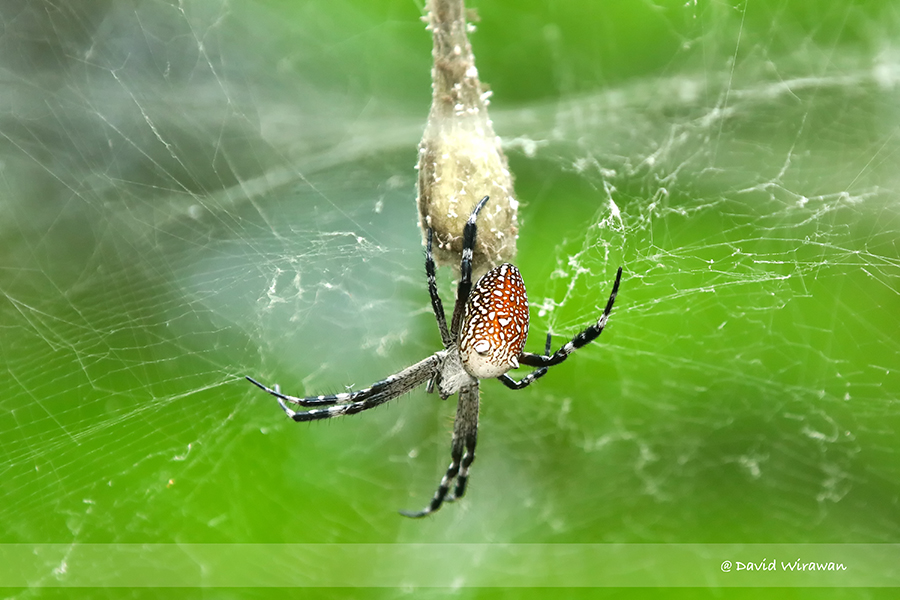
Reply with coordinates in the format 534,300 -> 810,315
400,382 -> 479,518
519,267 -> 622,368
246,354 -> 440,421
246,377 -> 349,407
497,333 -> 553,390
449,195 -> 490,338
425,228 -> 451,347
446,383 -> 479,503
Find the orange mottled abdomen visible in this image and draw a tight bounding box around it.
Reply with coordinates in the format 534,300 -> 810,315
459,263 -> 529,379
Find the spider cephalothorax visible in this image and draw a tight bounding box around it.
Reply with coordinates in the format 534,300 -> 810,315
247,196 -> 623,517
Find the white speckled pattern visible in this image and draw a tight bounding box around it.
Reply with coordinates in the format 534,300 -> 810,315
459,263 -> 529,378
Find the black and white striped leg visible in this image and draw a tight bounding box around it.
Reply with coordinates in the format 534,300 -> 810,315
447,401 -> 477,502
425,228 -> 451,347
247,355 -> 440,422
446,383 -> 479,503
497,333 -> 553,390
449,195 -> 490,336
519,267 -> 623,369
400,382 -> 480,518
246,377 -> 349,407
399,442 -> 461,518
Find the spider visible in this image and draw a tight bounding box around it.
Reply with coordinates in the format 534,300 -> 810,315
247,195 -> 623,518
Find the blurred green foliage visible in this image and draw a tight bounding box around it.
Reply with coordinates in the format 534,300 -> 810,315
1,0 -> 898,597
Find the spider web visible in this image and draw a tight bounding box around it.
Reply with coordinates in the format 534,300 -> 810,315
1,0 -> 899,595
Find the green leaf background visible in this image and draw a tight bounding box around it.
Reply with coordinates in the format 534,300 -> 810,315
1,0 -> 898,597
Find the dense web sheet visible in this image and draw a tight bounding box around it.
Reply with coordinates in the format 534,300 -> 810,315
1,0 -> 899,591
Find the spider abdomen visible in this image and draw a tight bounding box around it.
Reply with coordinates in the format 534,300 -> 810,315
458,263 -> 529,379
